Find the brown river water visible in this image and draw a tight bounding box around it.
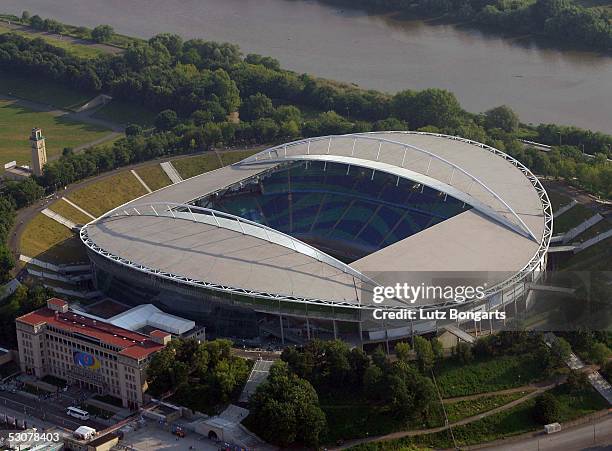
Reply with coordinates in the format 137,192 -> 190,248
3,0 -> 612,132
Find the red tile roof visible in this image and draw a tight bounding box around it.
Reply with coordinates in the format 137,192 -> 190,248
17,306 -> 164,360
149,330 -> 170,338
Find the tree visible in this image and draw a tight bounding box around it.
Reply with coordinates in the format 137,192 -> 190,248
414,336 -> 435,373
484,105 -> 520,132
566,370 -> 589,393
240,93 -> 274,121
125,124 -> 143,136
363,365 -> 384,400
21,11 -> 31,22
5,179 -> 44,209
590,342 -> 611,366
155,109 -> 178,131
533,392 -> 560,424
249,361 -> 326,447
415,88 -> 463,128
551,337 -> 572,363
453,342 -> 473,364
431,338 -> 444,362
395,342 -> 411,362
91,25 -> 114,43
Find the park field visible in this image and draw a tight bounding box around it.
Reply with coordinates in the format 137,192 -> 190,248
0,100 -> 110,171
0,72 -> 91,110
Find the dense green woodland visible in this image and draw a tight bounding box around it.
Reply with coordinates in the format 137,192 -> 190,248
0,25 -> 611,283
245,332 -> 587,447
316,0 -> 612,52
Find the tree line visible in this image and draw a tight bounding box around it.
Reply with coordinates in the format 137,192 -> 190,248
313,0 -> 612,52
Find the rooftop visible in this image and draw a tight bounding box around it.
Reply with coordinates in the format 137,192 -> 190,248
17,302 -> 165,359
83,132 -> 550,308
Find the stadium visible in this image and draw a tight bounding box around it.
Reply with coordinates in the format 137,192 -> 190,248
80,132 -> 553,345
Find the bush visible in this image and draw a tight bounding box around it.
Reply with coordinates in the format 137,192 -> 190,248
533,392 -> 560,424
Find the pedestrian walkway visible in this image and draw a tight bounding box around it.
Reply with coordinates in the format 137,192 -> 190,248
543,333 -> 611,404
42,208 -> 76,229
239,360 -> 274,403
160,161 -> 183,184
62,197 -> 96,220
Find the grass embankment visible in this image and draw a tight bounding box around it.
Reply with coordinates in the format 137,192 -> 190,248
553,203 -> 595,234
135,164 -> 172,191
322,391 -> 527,444
545,190 -> 571,212
49,199 -> 93,225
0,99 -> 110,171
20,213 -> 88,264
172,149 -> 260,179
435,354 -> 543,398
92,100 -> 158,126
0,23 -> 105,58
572,217 -> 612,243
0,72 -> 91,110
561,235 -> 612,270
66,171 -> 147,217
349,385 -> 607,450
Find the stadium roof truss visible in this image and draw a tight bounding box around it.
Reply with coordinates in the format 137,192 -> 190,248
81,132 -> 552,312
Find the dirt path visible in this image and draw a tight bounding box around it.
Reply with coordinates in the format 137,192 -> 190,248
333,380 -> 562,450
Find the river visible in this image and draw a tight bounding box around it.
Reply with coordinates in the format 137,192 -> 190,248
3,0 -> 612,133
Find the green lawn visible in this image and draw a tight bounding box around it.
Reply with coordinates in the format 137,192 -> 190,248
135,164 -> 172,191
553,203 -> 595,234
572,218 -> 611,243
219,149 -> 261,165
444,391 -> 528,423
0,99 -> 110,171
49,199 -> 93,225
0,72 -> 91,110
0,24 -> 105,58
320,391 -> 529,444
67,171 -> 147,217
92,100 -> 158,126
349,385 -> 607,450
172,153 -> 223,179
20,213 -> 88,264
545,189 -> 571,212
171,149 -> 261,180
561,235 -> 612,270
435,355 -> 543,398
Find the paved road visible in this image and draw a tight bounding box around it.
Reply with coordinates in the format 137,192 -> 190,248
480,414 -> 612,451
0,391 -> 106,431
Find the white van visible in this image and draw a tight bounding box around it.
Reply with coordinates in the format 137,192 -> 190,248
66,406 -> 90,421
